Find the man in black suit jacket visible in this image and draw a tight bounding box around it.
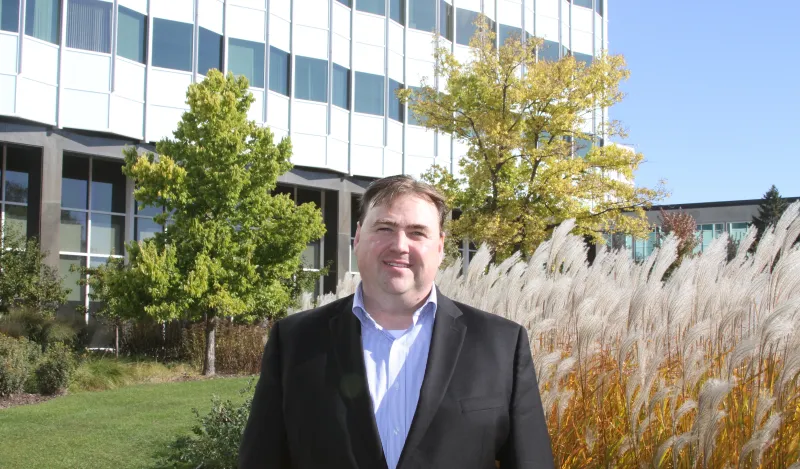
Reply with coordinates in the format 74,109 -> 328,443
240,176 -> 554,469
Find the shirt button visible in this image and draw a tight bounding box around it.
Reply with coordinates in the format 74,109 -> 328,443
394,428 -> 399,435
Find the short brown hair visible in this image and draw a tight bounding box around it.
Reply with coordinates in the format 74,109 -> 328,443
358,175 -> 448,232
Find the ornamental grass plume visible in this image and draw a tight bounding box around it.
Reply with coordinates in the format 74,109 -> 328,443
320,201 -> 800,468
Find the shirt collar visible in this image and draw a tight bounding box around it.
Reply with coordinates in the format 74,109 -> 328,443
352,282 -> 438,331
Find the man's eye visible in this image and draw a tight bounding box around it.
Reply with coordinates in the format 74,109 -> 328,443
412,232 -> 427,237
377,227 -> 392,232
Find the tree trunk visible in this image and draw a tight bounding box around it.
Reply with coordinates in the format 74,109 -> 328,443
203,312 -> 216,376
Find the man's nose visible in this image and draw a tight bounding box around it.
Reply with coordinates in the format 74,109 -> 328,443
389,231 -> 410,252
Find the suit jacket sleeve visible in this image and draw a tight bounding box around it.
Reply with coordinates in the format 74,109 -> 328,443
239,321 -> 291,469
497,326 -> 555,469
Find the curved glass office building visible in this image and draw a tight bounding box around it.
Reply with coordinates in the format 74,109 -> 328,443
0,0 -> 608,315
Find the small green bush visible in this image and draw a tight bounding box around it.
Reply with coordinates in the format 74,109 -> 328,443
0,335 -> 41,396
161,381 -> 254,469
35,343 -> 75,395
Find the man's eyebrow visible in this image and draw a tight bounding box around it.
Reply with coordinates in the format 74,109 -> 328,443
373,219 -> 431,232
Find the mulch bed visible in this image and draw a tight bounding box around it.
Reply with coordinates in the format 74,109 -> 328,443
0,392 -> 58,410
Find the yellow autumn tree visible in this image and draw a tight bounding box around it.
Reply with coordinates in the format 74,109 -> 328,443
399,17 -> 666,259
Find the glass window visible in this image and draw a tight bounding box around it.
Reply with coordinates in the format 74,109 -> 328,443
62,154 -> 89,210
455,8 -> 479,46
407,85 -> 422,126
408,0 -> 434,32
25,0 -> 59,43
335,0 -> 350,6
354,72 -> 384,116
90,213 -> 124,254
574,52 -> 593,67
60,256 -> 86,303
135,200 -> 161,217
4,150 -> 30,203
595,0 -> 603,16
388,79 -> 403,122
269,46 -> 290,96
539,39 -> 560,62
574,0 -> 592,8
1,0 -> 20,32
4,204 -> 27,235
294,56 -> 327,103
198,27 -> 222,75
91,159 -> 126,213
356,0 -> 384,16
729,222 -> 750,244
135,217 -> 161,241
229,38 -> 265,88
117,5 -> 146,63
499,24 -> 522,46
151,18 -> 193,72
66,0 -> 112,53
440,0 -> 452,40
390,0 -> 403,24
332,63 -> 350,110
60,210 -> 87,252
575,137 -> 592,157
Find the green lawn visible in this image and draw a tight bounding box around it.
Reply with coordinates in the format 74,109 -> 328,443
0,377 -> 253,469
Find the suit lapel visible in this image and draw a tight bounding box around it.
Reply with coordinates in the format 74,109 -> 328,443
329,297 -> 388,469
398,291 -> 466,467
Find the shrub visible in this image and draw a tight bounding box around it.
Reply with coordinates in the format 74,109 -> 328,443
0,335 -> 41,396
161,381 -> 254,469
120,319 -> 185,361
184,322 -> 266,375
35,343 -> 75,395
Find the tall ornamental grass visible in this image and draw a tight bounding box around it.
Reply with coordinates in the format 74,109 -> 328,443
316,202 -> 800,468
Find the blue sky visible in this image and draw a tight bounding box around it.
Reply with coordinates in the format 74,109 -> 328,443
608,1 -> 800,204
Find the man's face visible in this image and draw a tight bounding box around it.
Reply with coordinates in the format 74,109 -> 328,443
354,194 -> 445,300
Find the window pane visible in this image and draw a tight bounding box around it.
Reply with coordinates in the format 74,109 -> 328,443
67,0 -> 112,53
135,216 -> 161,241
25,0 -> 59,43
574,0 -> 592,8
198,27 -> 222,75
499,24 -> 521,46
332,63 -> 350,109
117,5 -> 146,63
90,213 -> 124,254
135,200 -> 161,217
229,38 -> 265,88
3,204 -> 27,236
354,72 -> 384,116
407,85 -> 422,125
60,256 -> 86,303
390,0 -> 403,24
388,79 -> 403,122
269,46 -> 289,96
4,148 -> 30,203
408,0 -> 434,32
151,18 -> 193,72
60,210 -> 87,252
91,159 -> 126,213
455,8 -> 479,46
356,0 -> 384,16
574,52 -> 592,66
301,241 -> 321,269
295,56 -> 327,102
539,39 -> 559,62
0,0 -> 20,32
335,0 -> 350,6
575,137 -> 592,157
62,154 -> 89,210
595,0 -> 603,16
439,0 -> 452,40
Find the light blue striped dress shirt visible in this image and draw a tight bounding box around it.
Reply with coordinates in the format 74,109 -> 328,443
352,283 -> 437,469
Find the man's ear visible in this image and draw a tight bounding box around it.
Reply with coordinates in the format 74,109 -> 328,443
353,221 -> 362,248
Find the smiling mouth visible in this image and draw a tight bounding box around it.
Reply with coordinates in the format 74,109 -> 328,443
384,261 -> 411,268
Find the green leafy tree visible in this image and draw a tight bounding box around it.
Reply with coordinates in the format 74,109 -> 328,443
120,70 -> 326,375
0,226 -> 68,316
399,17 -> 666,259
752,185 -> 788,240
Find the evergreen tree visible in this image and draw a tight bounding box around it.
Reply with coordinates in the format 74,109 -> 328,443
752,185 -> 788,240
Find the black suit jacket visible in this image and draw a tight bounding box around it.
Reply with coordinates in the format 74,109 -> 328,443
239,290 -> 554,469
